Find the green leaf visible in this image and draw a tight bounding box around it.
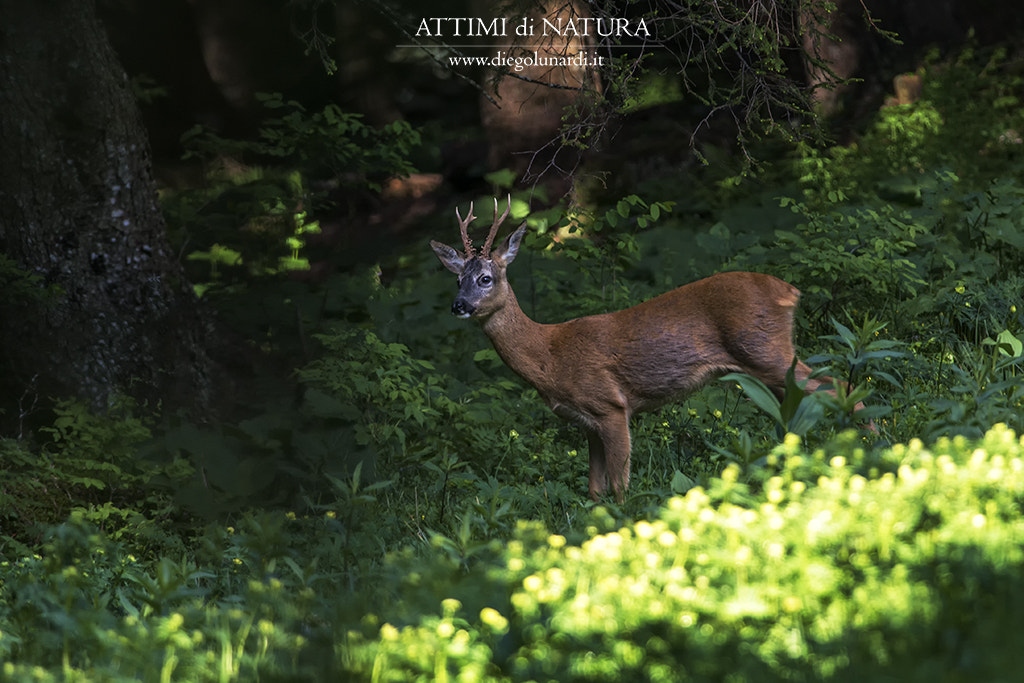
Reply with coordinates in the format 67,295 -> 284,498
720,373 -> 782,424
484,168 -> 517,189
473,348 -> 501,364
671,470 -> 697,495
983,329 -> 1024,358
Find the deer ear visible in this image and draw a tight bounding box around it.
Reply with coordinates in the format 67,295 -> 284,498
430,240 -> 465,274
493,222 -> 528,265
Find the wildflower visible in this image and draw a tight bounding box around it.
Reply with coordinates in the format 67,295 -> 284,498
634,521 -> 656,540
480,607 -> 509,632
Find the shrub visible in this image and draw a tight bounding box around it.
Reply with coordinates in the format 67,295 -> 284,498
344,425 -> 1024,682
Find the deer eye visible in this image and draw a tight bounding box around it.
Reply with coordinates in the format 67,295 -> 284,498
478,275 -> 492,286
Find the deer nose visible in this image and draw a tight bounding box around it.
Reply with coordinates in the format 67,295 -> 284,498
452,299 -> 473,317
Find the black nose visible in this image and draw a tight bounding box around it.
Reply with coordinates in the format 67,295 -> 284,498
452,300 -> 468,316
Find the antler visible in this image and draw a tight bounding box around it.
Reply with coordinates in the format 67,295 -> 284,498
481,194 -> 512,258
455,201 -> 477,256
455,195 -> 512,259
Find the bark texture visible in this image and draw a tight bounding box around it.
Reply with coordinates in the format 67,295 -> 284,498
0,0 -> 213,422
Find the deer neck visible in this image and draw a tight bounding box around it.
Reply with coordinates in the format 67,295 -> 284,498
480,288 -> 554,387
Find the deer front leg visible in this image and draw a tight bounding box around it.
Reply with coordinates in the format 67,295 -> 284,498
589,410 -> 632,502
586,429 -> 608,501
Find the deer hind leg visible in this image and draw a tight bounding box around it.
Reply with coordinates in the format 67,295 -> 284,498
742,346 -> 824,400
750,355 -> 872,427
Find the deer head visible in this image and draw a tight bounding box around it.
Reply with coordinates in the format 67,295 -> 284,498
430,195 -> 527,319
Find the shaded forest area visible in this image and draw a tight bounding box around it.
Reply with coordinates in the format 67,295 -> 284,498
102,0 -> 1023,260
2,0 -> 1024,679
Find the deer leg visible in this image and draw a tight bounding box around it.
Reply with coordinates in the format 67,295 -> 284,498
790,359 -> 868,410
594,410 -> 632,503
586,429 -> 608,500
746,351 -> 823,400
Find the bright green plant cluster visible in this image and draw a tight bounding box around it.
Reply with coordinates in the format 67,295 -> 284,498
341,425 -> 1024,682
2,425 -> 1021,681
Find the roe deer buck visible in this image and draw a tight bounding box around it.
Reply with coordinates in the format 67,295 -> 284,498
431,197 -> 846,502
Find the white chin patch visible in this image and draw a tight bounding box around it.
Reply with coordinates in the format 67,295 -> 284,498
456,312 -> 472,319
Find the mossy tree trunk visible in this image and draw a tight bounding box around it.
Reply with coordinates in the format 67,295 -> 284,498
0,0 -> 214,428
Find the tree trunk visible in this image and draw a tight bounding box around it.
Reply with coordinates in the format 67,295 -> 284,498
0,0 -> 214,426
477,0 -> 602,195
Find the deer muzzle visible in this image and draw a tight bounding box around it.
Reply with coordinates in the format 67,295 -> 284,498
451,298 -> 474,318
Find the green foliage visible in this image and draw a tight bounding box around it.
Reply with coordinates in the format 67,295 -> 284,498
805,315 -> 904,431
0,253 -> 62,304
730,197 -> 929,318
527,195 -> 674,318
3,425 -> 1022,681
181,93 -> 420,185
959,177 -> 1024,268
924,329 -> 1024,441
164,94 -> 420,296
792,46 -> 1024,206
721,362 -> 827,441
325,427 -> 1024,680
716,315 -> 900,470
297,328 -> 521,474
0,400 -> 184,554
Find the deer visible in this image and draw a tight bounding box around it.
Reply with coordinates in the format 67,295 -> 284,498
430,196 -> 855,502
